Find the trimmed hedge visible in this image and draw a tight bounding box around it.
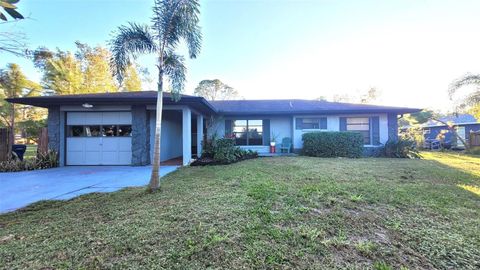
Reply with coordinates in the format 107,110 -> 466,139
302,132 -> 364,158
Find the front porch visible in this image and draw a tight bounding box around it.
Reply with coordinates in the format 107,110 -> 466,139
148,105 -> 205,166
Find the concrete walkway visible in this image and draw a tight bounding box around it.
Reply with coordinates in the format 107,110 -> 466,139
0,166 -> 178,213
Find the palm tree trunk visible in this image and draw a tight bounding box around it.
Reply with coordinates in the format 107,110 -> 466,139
148,68 -> 164,192
432,117 -> 469,150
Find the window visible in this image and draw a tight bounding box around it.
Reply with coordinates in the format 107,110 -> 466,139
346,117 -> 370,144
102,125 -> 118,137
68,126 -> 84,137
67,125 -> 132,137
118,125 -> 132,136
85,126 -> 101,137
231,119 -> 263,145
296,118 -> 327,130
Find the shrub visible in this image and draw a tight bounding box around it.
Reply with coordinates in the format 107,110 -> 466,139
194,137 -> 258,166
302,132 -> 364,158
212,138 -> 238,163
383,139 -> 420,159
0,150 -> 59,172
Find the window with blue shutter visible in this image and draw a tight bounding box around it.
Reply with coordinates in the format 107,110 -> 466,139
296,117 -> 328,130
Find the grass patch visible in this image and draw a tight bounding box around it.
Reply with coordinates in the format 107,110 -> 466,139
0,152 -> 479,269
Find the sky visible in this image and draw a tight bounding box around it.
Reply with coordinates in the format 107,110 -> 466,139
2,0 -> 480,111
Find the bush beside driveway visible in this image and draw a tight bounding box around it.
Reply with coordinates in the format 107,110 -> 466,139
0,153 -> 479,269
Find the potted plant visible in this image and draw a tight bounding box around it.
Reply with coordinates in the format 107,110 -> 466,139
270,132 -> 279,153
270,131 -> 280,146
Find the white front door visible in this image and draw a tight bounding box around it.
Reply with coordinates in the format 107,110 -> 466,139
66,112 -> 132,165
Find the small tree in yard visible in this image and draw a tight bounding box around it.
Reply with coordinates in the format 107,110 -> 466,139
194,79 -> 238,100
110,0 -> 202,192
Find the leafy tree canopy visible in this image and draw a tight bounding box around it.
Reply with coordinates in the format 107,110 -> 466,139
33,42 -> 143,95
194,79 -> 238,100
449,73 -> 480,119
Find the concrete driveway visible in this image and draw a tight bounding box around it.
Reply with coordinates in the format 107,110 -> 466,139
0,166 -> 178,213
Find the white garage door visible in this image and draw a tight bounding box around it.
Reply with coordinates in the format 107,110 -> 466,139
66,112 -> 132,165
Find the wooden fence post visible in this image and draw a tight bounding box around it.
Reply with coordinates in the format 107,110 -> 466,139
37,127 -> 48,155
470,131 -> 480,148
0,128 -> 9,161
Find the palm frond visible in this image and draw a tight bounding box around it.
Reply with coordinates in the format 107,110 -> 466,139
163,51 -> 186,100
152,0 -> 202,58
448,73 -> 480,98
109,23 -> 158,82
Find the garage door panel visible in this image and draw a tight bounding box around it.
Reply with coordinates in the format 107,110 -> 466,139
67,138 -> 85,151
85,152 -> 102,165
117,138 -> 132,151
67,112 -> 85,125
102,138 -> 118,151
66,151 -> 85,165
101,151 -> 118,165
84,113 -> 103,125
66,112 -> 132,165
115,112 -> 132,124
85,138 -> 102,151
118,152 -> 131,164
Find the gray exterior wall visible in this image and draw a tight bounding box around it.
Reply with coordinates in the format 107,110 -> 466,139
131,105 -> 150,165
47,106 -> 60,152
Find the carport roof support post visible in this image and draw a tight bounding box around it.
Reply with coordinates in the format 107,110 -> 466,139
183,108 -> 192,166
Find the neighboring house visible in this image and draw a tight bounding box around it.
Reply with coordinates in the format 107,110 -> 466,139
7,91 -> 420,166
421,114 -> 480,148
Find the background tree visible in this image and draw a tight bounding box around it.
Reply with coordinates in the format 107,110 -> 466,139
33,48 -> 83,95
194,79 -> 238,100
121,64 -> 142,91
33,42 -> 144,95
75,42 -> 117,93
110,0 -> 202,192
449,73 -> 480,120
0,63 -> 41,147
359,87 -> 380,104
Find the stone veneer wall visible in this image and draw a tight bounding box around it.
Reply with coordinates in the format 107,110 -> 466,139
47,106 -> 60,152
131,105 -> 150,165
387,112 -> 399,141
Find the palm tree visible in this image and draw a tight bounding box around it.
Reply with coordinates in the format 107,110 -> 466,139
110,0 -> 202,192
449,73 -> 480,118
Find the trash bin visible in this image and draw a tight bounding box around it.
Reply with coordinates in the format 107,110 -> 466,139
12,144 -> 27,161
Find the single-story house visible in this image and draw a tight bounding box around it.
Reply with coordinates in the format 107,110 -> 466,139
7,91 -> 420,166
420,114 -> 480,148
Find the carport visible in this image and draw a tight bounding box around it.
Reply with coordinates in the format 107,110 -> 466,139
6,91 -> 216,166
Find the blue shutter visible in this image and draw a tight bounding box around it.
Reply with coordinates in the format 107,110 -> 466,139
371,116 -> 380,145
263,119 -> 270,146
339,117 -> 347,131
296,118 -> 303,130
225,120 -> 232,137
320,117 -> 327,129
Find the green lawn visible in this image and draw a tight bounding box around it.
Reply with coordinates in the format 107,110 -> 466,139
1,153 -> 479,269
24,144 -> 37,159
